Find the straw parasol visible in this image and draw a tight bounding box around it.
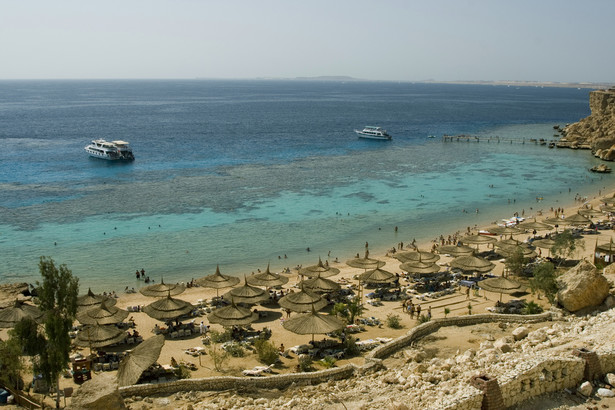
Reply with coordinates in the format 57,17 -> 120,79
596,240 -> 615,255
299,257 -> 340,278
222,277 -> 269,305
601,197 -> 615,205
346,250 -> 385,270
459,234 -> 497,248
246,264 -> 289,288
601,205 -> 615,213
0,300 -> 43,328
496,238 -> 529,248
488,226 -> 523,236
358,267 -> 397,284
497,244 -> 537,259
479,276 -> 526,301
207,300 -> 259,327
399,260 -> 441,275
282,305 -> 345,342
578,208 -> 605,218
300,272 -> 341,293
142,294 -> 194,321
139,279 -> 186,298
563,212 -> 591,226
278,285 -> 328,313
195,265 -> 240,297
117,334 -> 165,387
532,238 -> 556,256
74,323 -> 128,348
393,250 -> 440,264
76,299 -> 129,326
437,244 -> 474,257
77,288 -> 116,312
450,255 -> 495,273
517,219 -> 553,232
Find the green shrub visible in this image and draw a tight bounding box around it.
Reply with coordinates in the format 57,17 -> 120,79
222,342 -> 245,357
342,335 -> 360,357
298,355 -> 313,372
417,314 -> 431,324
521,301 -> 544,315
386,313 -> 403,329
206,344 -> 229,372
444,307 -> 450,318
175,364 -> 192,380
467,303 -> 473,315
254,339 -> 279,365
209,329 -> 232,343
319,355 -> 337,369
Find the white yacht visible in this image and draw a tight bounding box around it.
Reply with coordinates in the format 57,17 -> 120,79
84,139 -> 135,161
354,126 -> 392,141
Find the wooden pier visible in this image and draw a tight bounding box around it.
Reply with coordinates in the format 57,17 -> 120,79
442,135 -> 559,146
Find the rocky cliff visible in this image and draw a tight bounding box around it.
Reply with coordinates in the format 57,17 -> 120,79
562,88 -> 615,160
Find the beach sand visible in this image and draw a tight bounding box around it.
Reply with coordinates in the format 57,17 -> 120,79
2,183 -> 614,408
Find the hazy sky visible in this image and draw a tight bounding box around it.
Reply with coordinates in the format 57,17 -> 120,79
1,0 -> 614,82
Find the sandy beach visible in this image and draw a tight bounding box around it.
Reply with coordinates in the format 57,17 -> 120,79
2,180 -> 615,408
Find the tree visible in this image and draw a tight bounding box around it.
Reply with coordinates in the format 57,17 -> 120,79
505,247 -> 526,276
0,337 -> 25,391
551,230 -> 584,263
35,257 -> 79,408
332,297 -> 364,325
530,261 -> 558,304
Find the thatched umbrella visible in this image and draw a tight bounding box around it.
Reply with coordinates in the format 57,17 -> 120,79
0,300 -> 43,328
399,260 -> 441,275
450,255 -> 495,273
488,226 -> 523,236
76,299 -> 129,326
300,272 -> 341,293
207,300 -> 259,327
282,305 -> 345,342
578,208 -> 605,218
497,244 -> 537,259
117,334 -> 165,387
517,219 -> 553,232
299,257 -> 340,278
596,240 -> 615,255
346,250 -> 385,270
479,277 -> 526,302
532,238 -> 556,256
394,250 -> 440,264
77,288 -> 116,312
139,279 -> 186,298
358,267 -> 397,284
563,212 -> 591,226
459,234 -> 497,249
278,285 -> 328,313
142,294 -> 194,321
74,323 -> 127,348
496,238 -> 529,248
247,264 -> 289,288
602,196 -> 615,205
437,245 -> 474,257
195,265 -> 240,297
222,277 -> 269,305
601,205 -> 615,213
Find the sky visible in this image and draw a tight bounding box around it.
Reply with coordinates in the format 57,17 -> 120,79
1,0 -> 614,82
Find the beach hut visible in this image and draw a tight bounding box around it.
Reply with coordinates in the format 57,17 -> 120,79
399,260 -> 441,276
563,212 -> 591,226
117,334 -> 165,387
458,234 -> 497,250
437,244 -> 474,257
357,267 -> 397,284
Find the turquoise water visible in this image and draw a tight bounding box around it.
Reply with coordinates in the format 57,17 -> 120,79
0,81 -> 609,292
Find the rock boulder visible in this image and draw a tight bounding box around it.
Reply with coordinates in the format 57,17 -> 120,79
69,373 -> 126,409
556,260 -> 610,312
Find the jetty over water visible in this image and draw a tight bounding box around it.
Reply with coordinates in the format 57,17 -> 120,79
441,134 -> 591,149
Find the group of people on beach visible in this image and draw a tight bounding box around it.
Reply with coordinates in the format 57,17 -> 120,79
401,299 -> 432,319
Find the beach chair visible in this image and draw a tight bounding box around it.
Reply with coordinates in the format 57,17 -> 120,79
242,368 -> 263,377
127,337 -> 135,345
178,329 -> 186,337
102,363 -> 111,371
170,331 -> 179,339
111,362 -> 119,370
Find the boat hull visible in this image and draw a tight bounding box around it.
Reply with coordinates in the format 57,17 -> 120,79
355,131 -> 392,141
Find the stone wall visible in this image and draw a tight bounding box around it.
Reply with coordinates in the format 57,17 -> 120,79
119,364 -> 357,397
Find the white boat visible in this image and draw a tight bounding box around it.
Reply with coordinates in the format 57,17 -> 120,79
84,139 -> 135,161
354,126 -> 392,141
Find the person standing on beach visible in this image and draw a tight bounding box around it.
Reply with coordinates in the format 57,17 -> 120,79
199,321 -> 207,335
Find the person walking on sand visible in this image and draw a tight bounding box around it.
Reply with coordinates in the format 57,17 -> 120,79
199,321 -> 207,335
427,306 -> 432,319
416,304 -> 422,317
466,286 -> 470,299
409,303 -> 415,318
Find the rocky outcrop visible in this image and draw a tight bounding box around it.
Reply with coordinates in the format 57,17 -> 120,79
562,88 -> 615,160
0,283 -> 29,309
69,373 -> 126,409
556,260 -> 610,312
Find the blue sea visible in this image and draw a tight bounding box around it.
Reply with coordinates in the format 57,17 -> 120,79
0,80 -> 610,292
